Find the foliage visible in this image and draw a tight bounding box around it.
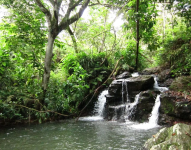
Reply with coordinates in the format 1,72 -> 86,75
167,0 -> 191,26
169,76 -> 191,99
45,52 -> 111,115
0,0 -> 191,124
158,25 -> 191,76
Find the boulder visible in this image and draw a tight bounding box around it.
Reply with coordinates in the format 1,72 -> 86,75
141,67 -> 161,75
133,90 -> 158,122
108,80 -> 123,96
127,75 -> 155,95
158,93 -> 191,125
106,75 -> 155,104
143,123 -> 191,150
158,69 -> 171,82
160,93 -> 191,120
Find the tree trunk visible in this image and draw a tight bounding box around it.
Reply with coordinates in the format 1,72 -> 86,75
135,0 -> 139,70
67,26 -> 78,53
42,32 -> 55,104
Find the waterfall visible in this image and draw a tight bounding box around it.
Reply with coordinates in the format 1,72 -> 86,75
93,90 -> 108,116
131,95 -> 161,129
131,77 -> 168,129
148,95 -> 161,125
125,93 -> 140,120
79,90 -> 108,121
154,76 -> 168,92
122,80 -> 130,103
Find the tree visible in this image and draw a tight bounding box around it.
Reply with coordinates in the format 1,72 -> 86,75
123,0 -> 157,70
34,0 -> 91,104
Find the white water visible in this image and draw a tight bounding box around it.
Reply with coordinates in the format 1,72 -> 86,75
130,77 -> 168,129
148,95 -> 161,125
153,76 -> 168,92
131,72 -> 139,77
79,90 -> 108,121
125,93 -> 140,120
131,95 -> 161,130
122,80 -> 130,103
80,75 -> 168,130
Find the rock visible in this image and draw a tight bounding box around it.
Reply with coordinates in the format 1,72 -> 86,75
143,123 -> 191,150
106,105 -> 126,121
158,69 -> 171,82
106,75 -> 155,104
127,75 -> 155,95
105,75 -> 155,121
116,71 -> 131,79
108,80 -> 123,96
141,67 -> 161,75
159,93 -> 191,124
158,78 -> 174,87
169,76 -> 191,92
105,94 -> 122,105
133,90 -> 158,122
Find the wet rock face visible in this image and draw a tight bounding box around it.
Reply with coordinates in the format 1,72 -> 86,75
133,90 -> 158,122
107,105 -> 126,121
127,75 -> 155,94
107,75 -> 155,99
143,123 -> 191,150
159,93 -> 191,124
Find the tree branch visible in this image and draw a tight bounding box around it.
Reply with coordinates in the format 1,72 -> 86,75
34,0 -> 52,25
58,0 -> 90,33
70,0 -> 83,10
34,0 -> 51,18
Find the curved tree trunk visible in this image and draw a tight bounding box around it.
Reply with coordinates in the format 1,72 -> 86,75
67,26 -> 78,53
42,33 -> 55,104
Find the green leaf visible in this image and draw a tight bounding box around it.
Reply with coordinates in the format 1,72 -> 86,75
2,62 -> 6,66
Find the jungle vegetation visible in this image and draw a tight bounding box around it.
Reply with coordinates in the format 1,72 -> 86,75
0,0 -> 190,124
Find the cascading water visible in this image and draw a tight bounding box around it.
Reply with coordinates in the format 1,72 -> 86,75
125,93 -> 140,121
153,76 -> 168,92
80,75 -> 168,130
122,80 -> 130,103
131,77 -> 168,129
79,90 -> 108,121
148,95 -> 161,125
93,90 -> 108,116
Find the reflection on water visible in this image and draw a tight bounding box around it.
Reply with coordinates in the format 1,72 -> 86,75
0,120 -> 161,150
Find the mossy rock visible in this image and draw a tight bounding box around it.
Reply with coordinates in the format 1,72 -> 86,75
143,123 -> 191,150
170,76 -> 191,92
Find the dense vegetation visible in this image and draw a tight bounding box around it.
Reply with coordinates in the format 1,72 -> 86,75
0,0 -> 190,125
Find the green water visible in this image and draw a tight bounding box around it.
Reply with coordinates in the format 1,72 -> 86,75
0,120 -> 160,150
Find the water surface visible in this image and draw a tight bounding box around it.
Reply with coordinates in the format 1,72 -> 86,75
0,120 -> 160,150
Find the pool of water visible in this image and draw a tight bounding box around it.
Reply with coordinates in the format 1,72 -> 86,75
0,120 -> 161,150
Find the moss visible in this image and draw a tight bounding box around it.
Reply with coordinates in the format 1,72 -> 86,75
170,76 -> 191,92
163,99 -> 175,114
